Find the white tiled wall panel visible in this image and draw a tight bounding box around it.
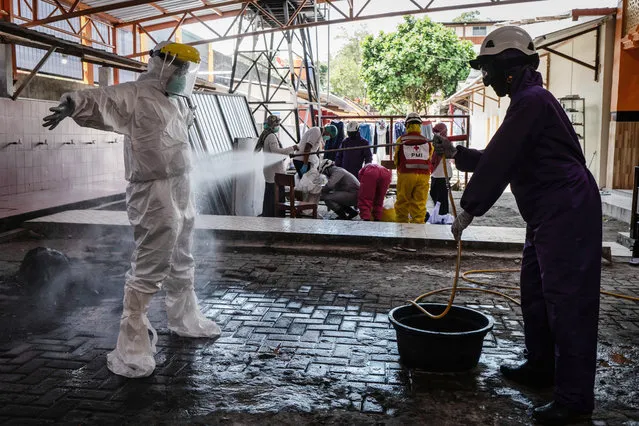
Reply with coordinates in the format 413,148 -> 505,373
0,97 -> 126,196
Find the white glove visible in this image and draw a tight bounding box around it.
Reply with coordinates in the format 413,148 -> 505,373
433,134 -> 457,158
451,210 -> 474,241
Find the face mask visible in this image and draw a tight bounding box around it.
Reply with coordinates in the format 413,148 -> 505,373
323,135 -> 331,141
481,61 -> 512,97
273,126 -> 280,133
166,75 -> 187,97
347,132 -> 358,139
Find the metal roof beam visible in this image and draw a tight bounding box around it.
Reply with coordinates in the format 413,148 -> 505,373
179,0 -> 545,48
23,0 -> 181,28
113,0 -> 246,28
141,9 -> 241,33
54,0 -> 124,23
0,21 -> 144,70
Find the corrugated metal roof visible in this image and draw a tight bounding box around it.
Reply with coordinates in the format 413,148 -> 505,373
526,15 -> 610,48
79,0 -> 246,27
79,1 -> 320,29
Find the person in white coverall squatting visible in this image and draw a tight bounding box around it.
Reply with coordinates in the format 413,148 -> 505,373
42,41 -> 220,378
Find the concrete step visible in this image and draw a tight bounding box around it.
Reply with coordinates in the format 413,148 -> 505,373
0,228 -> 28,243
602,241 -> 633,258
0,193 -> 126,233
601,190 -> 633,224
21,210 -> 635,258
23,209 -> 525,251
617,231 -> 636,251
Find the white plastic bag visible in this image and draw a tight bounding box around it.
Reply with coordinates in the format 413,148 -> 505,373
297,169 -> 325,195
383,196 -> 396,210
427,201 -> 455,225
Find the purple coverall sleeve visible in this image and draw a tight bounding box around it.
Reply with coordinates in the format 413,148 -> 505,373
453,146 -> 483,172
335,145 -> 343,167
364,142 -> 373,164
460,93 -> 545,217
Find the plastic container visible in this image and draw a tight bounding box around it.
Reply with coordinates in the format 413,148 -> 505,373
388,303 -> 494,372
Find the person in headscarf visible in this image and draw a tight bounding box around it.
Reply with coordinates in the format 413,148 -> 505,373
255,115 -> 297,217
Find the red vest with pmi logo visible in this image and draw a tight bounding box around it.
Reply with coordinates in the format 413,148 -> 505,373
398,132 -> 433,175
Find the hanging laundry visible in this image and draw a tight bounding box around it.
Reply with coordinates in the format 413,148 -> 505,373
374,120 -> 388,155
394,121 -> 406,142
358,123 -> 373,144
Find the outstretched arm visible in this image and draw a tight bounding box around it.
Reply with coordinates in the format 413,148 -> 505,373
65,83 -> 138,135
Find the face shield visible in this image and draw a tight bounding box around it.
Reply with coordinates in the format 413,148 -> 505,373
150,43 -> 201,98
165,59 -> 199,98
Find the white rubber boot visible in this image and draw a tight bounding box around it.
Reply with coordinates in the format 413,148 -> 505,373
165,287 -> 221,338
107,287 -> 158,378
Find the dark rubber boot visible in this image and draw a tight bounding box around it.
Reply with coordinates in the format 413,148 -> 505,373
532,401 -> 592,425
331,208 -> 348,220
500,361 -> 554,388
344,206 -> 359,220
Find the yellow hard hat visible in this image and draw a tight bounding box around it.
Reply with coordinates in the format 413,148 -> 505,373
159,42 -> 201,64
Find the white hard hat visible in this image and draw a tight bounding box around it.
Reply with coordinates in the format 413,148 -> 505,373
405,112 -> 422,126
346,121 -> 360,133
319,159 -> 334,174
470,26 -> 536,69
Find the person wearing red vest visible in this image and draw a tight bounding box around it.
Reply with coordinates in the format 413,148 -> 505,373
393,113 -> 439,223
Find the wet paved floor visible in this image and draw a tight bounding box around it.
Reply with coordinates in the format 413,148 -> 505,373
0,233 -> 638,425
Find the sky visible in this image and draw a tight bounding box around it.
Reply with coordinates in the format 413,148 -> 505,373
184,0 -> 618,61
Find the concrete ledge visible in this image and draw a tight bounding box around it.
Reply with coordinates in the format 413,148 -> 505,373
24,210 -> 528,251
23,210 -> 633,257
0,193 -> 125,233
617,232 -> 635,249
601,191 -> 632,224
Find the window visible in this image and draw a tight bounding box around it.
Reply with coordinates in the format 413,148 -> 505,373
472,26 -> 487,36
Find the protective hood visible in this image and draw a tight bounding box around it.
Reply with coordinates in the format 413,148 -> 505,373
137,55 -> 175,85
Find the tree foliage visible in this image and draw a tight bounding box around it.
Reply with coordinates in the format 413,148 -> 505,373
318,62 -> 329,90
361,16 -> 475,114
329,29 -> 369,102
453,10 -> 481,23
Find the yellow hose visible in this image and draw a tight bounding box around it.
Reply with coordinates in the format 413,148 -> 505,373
407,155 -> 639,318
407,156 -> 462,319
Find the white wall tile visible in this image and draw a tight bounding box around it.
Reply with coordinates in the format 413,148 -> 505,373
24,151 -> 32,168
7,169 -> 16,186
1,98 -> 123,197
17,168 -> 25,185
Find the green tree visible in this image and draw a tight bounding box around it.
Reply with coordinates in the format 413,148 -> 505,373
361,16 -> 475,114
318,62 -> 329,90
453,10 -> 481,23
329,29 -> 369,101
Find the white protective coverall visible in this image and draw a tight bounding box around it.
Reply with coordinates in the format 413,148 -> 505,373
61,48 -> 220,378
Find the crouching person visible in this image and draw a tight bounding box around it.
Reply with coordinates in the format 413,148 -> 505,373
319,160 -> 360,220
358,163 -> 392,221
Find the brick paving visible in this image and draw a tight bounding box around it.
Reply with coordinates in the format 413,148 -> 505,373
0,234 -> 637,425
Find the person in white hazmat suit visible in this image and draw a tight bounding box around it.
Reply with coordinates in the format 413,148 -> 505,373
42,42 -> 220,378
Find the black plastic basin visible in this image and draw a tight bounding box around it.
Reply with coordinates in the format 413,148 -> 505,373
389,303 -> 494,372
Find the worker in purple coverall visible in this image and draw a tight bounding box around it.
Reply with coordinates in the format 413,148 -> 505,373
434,26 -> 602,426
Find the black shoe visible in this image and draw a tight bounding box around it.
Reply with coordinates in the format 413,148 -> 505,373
500,361 -> 554,388
532,401 -> 592,425
332,208 -> 348,220
344,207 -> 359,220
